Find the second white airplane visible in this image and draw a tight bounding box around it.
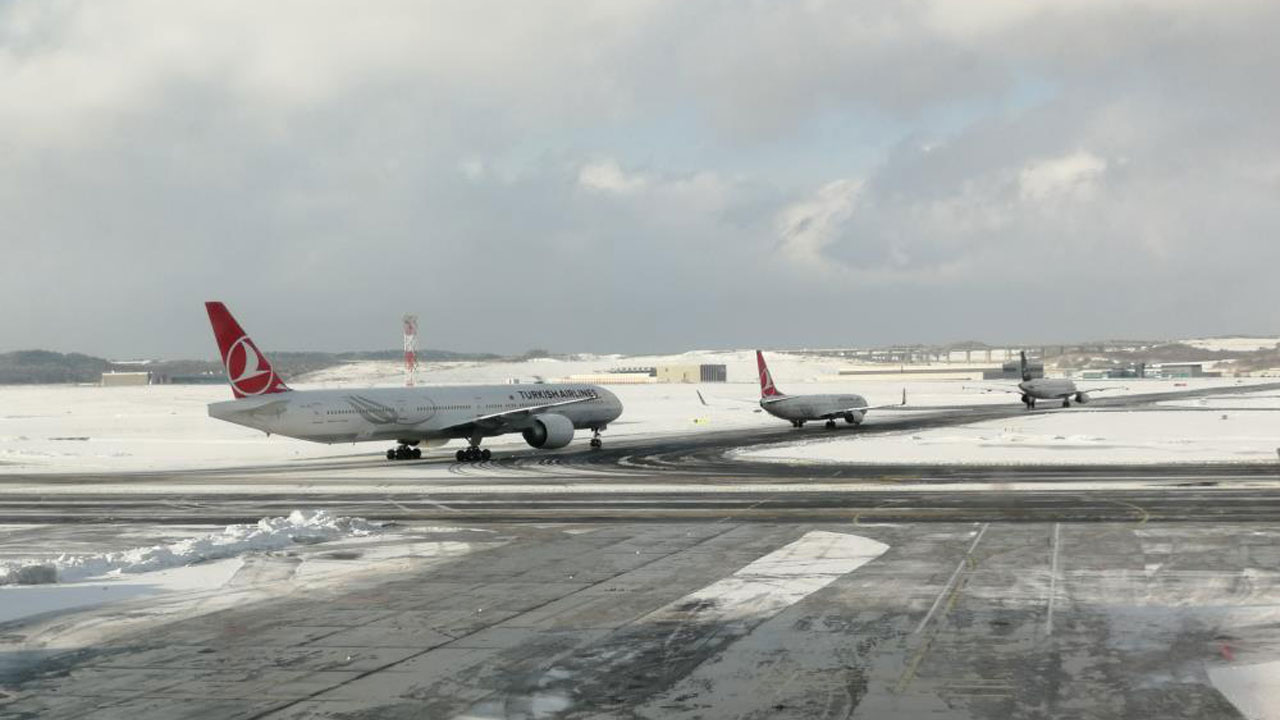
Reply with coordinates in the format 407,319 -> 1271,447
756,350 -> 904,428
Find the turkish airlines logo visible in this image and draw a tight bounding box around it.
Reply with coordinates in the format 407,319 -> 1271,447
760,366 -> 776,395
225,335 -> 277,396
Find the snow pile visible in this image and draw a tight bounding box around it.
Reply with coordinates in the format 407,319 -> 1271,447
0,510 -> 382,585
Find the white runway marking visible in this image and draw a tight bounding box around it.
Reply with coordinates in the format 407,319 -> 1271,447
1046,522 -> 1061,636
648,530 -> 890,623
915,523 -> 988,635
1208,660 -> 1280,720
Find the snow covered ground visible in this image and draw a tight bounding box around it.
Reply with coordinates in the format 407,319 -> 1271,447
739,388 -> 1280,466
0,515 -> 501,647
1184,336 -> 1280,353
0,352 -> 1271,472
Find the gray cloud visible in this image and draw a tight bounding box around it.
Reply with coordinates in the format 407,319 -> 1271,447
2,1 -> 1278,358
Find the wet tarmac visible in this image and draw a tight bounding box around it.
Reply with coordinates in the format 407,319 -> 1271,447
2,383 -> 1279,718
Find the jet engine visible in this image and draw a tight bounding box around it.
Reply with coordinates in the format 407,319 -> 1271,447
522,413 -> 576,449
1075,392 -> 1090,404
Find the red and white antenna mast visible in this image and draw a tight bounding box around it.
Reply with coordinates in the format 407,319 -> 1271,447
402,313 -> 418,387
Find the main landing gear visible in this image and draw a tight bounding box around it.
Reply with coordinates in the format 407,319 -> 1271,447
1061,398 -> 1071,408
825,419 -> 837,429
386,443 -> 422,461
791,420 -> 806,428
456,446 -> 491,463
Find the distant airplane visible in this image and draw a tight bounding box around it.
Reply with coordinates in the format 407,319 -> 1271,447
755,350 -> 905,428
204,302 -> 622,462
991,351 -> 1123,409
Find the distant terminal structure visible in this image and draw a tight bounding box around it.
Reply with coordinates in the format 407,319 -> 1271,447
1078,364 -> 1147,380
839,366 -> 992,381
165,373 -> 224,385
805,341 -> 1164,365
984,360 -> 1045,381
1148,362 -> 1220,379
100,371 -> 151,387
565,363 -> 728,385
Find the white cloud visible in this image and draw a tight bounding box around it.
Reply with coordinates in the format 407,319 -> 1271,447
577,158 -> 649,194
1019,151 -> 1108,202
776,179 -> 861,270
3,1 -> 1280,354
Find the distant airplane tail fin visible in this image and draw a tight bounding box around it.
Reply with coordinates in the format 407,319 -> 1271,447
1020,351 -> 1032,382
205,301 -> 290,399
756,350 -> 783,398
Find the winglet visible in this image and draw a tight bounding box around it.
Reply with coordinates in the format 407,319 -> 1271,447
1020,351 -> 1032,382
205,301 -> 290,399
756,350 -> 783,398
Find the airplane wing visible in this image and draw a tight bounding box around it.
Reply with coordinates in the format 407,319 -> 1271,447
828,389 -> 908,416
440,396 -> 598,432
961,385 -> 1023,395
697,390 -> 759,407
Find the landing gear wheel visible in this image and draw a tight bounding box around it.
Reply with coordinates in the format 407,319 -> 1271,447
1062,399 -> 1071,408
386,449 -> 396,460
589,427 -> 605,449
481,448 -> 491,461
825,419 -> 837,429
455,449 -> 466,462
411,447 -> 421,459
590,438 -> 602,448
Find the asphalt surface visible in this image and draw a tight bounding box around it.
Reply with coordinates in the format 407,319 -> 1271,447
2,382 -> 1280,718
1,382 -> 1279,525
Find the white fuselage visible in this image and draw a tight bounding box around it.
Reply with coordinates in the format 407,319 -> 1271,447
209,384 -> 622,445
759,394 -> 868,423
1018,378 -> 1078,400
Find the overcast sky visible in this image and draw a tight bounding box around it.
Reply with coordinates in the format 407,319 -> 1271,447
2,1 -> 1278,358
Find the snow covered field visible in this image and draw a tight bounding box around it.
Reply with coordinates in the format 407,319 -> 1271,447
1184,336 -> 1280,352
0,515 -> 501,648
740,388 -> 1280,466
0,351 -> 1270,472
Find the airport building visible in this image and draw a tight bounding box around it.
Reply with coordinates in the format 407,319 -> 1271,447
100,371 -> 152,387
656,364 -> 727,383
564,363 -> 728,385
1148,362 -> 1220,379
983,360 -> 1045,380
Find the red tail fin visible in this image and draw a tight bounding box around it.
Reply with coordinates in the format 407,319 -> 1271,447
757,350 -> 783,398
205,301 -> 290,399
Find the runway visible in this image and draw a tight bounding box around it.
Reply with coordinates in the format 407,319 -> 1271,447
2,382 -> 1278,525
3,383 -> 1280,718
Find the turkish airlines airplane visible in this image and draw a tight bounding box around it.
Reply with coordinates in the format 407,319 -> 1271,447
204,302 -> 623,462
993,351 -> 1123,409
756,350 -> 904,428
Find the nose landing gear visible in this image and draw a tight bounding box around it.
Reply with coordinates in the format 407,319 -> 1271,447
589,427 -> 605,449
1022,394 -> 1037,410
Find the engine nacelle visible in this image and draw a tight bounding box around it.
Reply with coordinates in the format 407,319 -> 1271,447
522,413 -> 576,449
1075,392 -> 1090,404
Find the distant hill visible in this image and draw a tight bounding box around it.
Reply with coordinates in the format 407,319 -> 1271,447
0,350 -> 111,384
0,348 -> 506,385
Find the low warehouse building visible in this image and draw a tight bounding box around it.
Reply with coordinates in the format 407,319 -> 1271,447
656,364 -> 727,383
100,371 -> 151,387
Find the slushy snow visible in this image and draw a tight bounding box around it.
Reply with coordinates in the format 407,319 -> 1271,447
0,510 -> 381,585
